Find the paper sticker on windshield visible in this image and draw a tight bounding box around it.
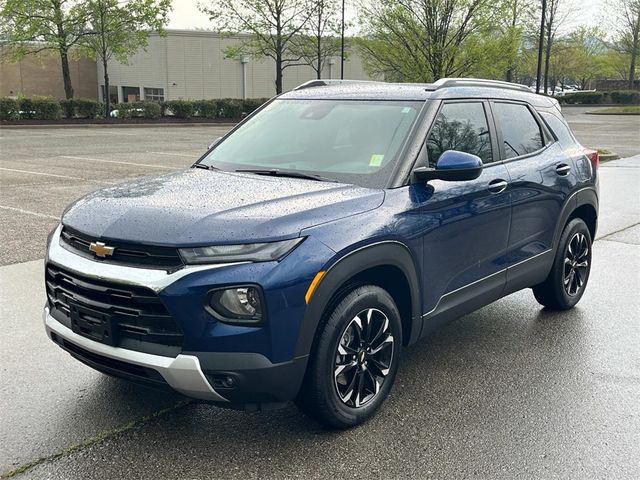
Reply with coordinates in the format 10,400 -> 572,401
402,107 -> 412,113
369,154 -> 384,167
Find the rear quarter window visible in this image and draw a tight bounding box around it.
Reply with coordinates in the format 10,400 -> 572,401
539,111 -> 578,148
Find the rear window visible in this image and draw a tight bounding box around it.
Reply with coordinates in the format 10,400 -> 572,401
493,102 -> 544,159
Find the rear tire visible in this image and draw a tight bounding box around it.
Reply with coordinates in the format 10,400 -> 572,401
533,218 -> 592,310
296,285 -> 402,429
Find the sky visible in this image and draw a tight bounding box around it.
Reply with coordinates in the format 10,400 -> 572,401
168,0 -> 611,33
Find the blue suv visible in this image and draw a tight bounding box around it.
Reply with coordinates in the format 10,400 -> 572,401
44,78 -> 599,428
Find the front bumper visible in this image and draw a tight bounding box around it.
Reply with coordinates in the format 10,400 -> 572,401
45,306 -> 308,404
44,306 -> 227,401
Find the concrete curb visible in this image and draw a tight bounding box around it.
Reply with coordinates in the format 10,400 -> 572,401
585,111 -> 640,116
0,122 -> 238,129
600,153 -> 621,162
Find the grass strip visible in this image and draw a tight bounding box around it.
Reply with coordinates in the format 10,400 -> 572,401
0,399 -> 191,478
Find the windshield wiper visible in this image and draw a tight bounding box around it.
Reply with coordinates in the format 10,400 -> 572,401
235,168 -> 332,182
193,163 -> 219,171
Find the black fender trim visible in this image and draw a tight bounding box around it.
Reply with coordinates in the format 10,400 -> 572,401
294,241 -> 423,358
552,187 -> 598,251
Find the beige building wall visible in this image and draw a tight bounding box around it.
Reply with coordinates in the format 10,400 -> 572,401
98,30 -> 372,101
0,49 -> 98,99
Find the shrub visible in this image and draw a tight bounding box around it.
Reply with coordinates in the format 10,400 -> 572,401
240,98 -> 268,116
60,99 -> 75,118
18,97 -> 35,118
158,101 -> 168,117
76,98 -> 103,118
558,91 -> 604,105
140,101 -> 161,119
112,101 -> 161,119
215,98 -> 243,119
0,97 -> 20,120
609,90 -> 640,105
112,102 -> 135,119
30,96 -> 62,120
165,99 -> 194,119
193,99 -> 217,118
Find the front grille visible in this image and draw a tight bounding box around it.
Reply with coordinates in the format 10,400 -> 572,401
46,263 -> 183,355
60,227 -> 183,270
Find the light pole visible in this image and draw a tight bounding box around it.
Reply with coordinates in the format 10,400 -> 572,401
535,0 -> 547,94
340,0 -> 345,79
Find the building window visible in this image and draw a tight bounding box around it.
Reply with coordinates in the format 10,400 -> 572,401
122,86 -> 140,103
101,85 -> 118,105
144,88 -> 164,102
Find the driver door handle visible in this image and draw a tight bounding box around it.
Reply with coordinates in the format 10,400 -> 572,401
488,179 -> 508,194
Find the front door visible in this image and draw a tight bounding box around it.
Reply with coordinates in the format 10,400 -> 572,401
418,101 -> 512,328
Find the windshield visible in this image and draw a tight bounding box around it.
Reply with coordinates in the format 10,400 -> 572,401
199,99 -> 423,188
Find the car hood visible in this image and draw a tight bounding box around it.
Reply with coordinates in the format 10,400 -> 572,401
62,168 -> 384,246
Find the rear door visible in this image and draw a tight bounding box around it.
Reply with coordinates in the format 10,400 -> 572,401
491,101 -> 577,289
419,100 -> 512,325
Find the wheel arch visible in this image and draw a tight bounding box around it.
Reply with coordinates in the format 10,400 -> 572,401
553,187 -> 598,251
294,241 -> 423,358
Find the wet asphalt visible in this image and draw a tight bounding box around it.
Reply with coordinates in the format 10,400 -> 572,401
0,112 -> 638,479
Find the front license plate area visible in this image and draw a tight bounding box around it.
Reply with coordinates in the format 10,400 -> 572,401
69,302 -> 117,346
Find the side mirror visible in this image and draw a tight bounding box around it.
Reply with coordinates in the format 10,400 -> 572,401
208,137 -> 221,150
413,150 -> 483,182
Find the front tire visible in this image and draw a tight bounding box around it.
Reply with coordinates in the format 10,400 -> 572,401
296,285 -> 402,429
533,218 -> 592,310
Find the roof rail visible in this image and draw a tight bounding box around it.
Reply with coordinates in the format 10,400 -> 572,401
430,77 -> 532,93
293,79 -> 383,91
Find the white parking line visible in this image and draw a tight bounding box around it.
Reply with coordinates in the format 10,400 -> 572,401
147,151 -> 199,158
0,205 -> 59,220
0,166 -> 113,184
60,155 -> 177,169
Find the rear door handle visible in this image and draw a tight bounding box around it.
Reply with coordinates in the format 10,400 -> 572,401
556,163 -> 571,176
488,179 -> 508,194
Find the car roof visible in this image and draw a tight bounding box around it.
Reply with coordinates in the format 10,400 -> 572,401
280,78 -> 559,109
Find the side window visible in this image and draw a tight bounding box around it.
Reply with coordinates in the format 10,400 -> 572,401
493,102 -> 544,159
426,102 -> 493,167
539,111 -> 575,147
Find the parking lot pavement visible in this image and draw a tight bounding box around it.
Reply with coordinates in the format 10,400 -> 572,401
0,126 -> 228,265
562,106 -> 640,158
0,123 -> 638,479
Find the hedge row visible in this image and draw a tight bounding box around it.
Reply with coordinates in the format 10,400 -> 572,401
558,90 -> 640,105
60,98 -> 105,119
1,96 -> 269,121
163,98 -> 269,119
0,97 -> 63,120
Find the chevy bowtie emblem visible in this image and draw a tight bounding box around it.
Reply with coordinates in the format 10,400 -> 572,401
89,241 -> 115,257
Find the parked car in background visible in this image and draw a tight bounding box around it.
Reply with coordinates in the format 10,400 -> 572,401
44,78 -> 599,428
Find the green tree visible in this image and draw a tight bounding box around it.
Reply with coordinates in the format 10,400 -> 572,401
542,0 -> 572,93
199,0 -> 315,94
498,0 -> 535,82
0,0 -> 88,99
564,27 -> 608,89
291,0 -> 343,79
613,0 -> 640,87
356,0 -> 495,82
79,0 -> 171,116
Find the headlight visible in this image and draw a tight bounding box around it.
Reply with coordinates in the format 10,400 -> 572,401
179,238 -> 304,265
207,285 -> 264,323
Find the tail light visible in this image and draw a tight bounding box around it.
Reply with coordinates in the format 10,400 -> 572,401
584,148 -> 599,170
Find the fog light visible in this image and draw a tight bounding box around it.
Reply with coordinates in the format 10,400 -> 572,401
208,286 -> 264,323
